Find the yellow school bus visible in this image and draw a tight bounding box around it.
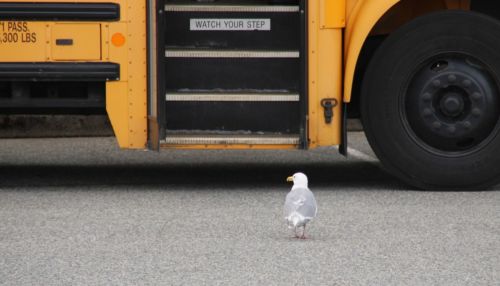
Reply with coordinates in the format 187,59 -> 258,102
0,0 -> 499,189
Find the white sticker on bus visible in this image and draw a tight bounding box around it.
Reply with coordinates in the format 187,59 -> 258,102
190,19 -> 271,31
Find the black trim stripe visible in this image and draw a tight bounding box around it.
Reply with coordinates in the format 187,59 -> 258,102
0,62 -> 120,82
299,0 -> 308,149
0,3 -> 120,21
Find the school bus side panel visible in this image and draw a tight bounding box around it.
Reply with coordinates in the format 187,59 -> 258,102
106,0 -> 147,149
0,0 -> 147,149
308,0 -> 345,147
0,21 -> 46,61
343,0 -> 400,102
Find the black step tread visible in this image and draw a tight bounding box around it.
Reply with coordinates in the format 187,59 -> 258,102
166,0 -> 299,5
165,57 -> 299,90
165,100 -> 300,133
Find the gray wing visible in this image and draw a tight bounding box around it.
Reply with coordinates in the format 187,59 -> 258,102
284,187 -> 317,219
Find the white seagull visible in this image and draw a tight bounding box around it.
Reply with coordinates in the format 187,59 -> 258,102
284,172 -> 317,239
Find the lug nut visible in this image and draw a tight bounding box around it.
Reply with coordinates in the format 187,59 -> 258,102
432,121 -> 442,129
462,121 -> 472,129
448,126 -> 457,134
462,79 -> 472,87
423,108 -> 432,117
472,108 -> 482,117
472,92 -> 482,101
448,74 -> 457,83
433,80 -> 441,87
422,93 -> 432,102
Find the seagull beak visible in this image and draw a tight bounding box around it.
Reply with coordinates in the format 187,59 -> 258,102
286,176 -> 293,183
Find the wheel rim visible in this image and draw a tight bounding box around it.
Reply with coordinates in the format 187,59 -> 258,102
403,53 -> 500,155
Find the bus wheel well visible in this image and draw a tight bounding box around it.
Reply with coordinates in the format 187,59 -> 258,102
349,0 -> 500,119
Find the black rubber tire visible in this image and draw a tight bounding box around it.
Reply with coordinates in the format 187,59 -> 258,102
361,11 -> 500,190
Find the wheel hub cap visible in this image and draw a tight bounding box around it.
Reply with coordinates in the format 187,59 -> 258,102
440,93 -> 464,117
404,56 -> 500,153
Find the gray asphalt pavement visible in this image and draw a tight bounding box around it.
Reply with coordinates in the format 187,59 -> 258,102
0,133 -> 498,285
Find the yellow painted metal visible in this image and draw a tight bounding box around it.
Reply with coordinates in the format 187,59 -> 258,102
125,0 -> 148,149
343,0 -> 400,102
320,0 -> 346,28
105,21 -> 130,148
51,24 -> 101,60
0,22 -> 100,62
105,0 -> 148,149
0,0 -> 146,149
308,1 -> 343,148
0,21 -> 47,61
106,82 -> 129,147
1,0 -> 118,2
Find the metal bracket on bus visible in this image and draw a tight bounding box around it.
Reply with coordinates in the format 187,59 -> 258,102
320,98 -> 338,124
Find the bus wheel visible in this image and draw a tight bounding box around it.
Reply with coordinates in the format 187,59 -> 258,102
361,11 -> 500,190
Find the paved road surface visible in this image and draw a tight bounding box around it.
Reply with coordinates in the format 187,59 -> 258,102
0,133 -> 498,285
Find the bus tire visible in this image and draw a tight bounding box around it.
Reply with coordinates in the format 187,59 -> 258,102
361,10 -> 500,190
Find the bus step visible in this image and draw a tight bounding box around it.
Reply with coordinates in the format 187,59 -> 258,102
165,53 -> 300,90
165,91 -> 300,133
165,50 -> 299,58
165,4 -> 300,13
165,92 -> 299,102
160,0 -> 306,145
161,134 -> 300,146
164,3 -> 300,50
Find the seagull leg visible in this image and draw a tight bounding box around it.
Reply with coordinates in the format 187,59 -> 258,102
300,225 -> 307,239
294,227 -> 300,238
